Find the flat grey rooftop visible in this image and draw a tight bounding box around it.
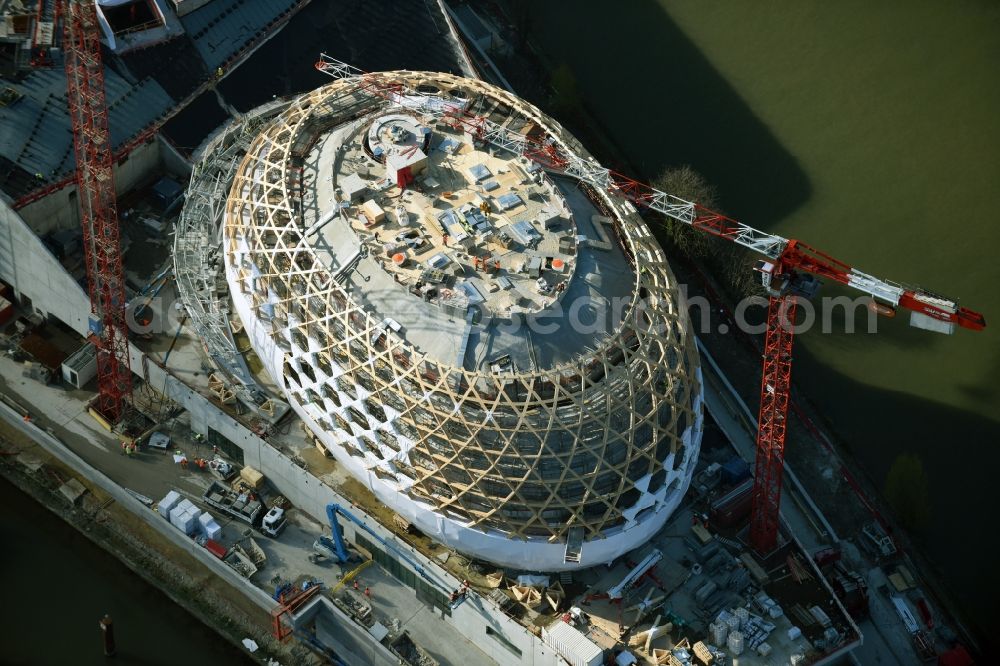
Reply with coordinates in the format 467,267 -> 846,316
178,0 -> 300,71
301,117 -> 636,374
0,66 -> 173,195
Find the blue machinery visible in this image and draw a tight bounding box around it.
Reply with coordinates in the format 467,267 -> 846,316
131,266 -> 174,317
316,503 -> 351,563
320,503 -> 439,589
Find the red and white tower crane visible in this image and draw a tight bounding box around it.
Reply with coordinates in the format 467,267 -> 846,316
62,0 -> 132,424
315,56 -> 987,555
606,180 -> 986,555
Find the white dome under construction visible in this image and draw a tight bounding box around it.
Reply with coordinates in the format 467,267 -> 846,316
220,70 -> 703,570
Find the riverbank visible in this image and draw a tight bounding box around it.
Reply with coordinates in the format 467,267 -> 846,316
505,4 -> 1000,653
0,422 -> 310,666
478,0 -> 987,656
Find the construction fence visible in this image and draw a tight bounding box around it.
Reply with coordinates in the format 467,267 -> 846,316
355,532 -> 452,616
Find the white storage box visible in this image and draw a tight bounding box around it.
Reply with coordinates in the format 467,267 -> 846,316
169,506 -> 197,535
158,490 -> 181,519
542,621 -> 602,666
203,520 -> 222,542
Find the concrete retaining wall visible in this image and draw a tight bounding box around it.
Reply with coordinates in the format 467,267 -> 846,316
158,135 -> 193,179
293,596 -> 400,666
0,138 -> 167,332
16,139 -> 162,235
0,197 -> 91,334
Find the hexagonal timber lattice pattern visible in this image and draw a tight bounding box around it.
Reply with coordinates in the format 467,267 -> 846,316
215,70 -> 704,570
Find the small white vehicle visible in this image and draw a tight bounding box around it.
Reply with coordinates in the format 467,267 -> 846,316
261,507 -> 288,538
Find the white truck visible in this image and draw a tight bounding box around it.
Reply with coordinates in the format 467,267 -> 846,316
202,481 -> 287,538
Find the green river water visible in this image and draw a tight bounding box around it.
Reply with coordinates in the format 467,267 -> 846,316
528,0 -> 1000,649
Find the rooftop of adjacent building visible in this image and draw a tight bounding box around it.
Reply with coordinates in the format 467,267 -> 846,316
0,0 -> 309,201
0,0 -> 470,203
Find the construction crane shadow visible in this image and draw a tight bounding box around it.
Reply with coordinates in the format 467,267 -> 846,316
519,0 -> 812,231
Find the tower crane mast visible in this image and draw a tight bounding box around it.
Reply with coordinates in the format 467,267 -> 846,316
315,56 -> 986,555
62,0 -> 132,424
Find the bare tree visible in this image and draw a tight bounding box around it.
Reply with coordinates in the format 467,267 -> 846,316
651,165 -> 716,258
652,165 -> 762,299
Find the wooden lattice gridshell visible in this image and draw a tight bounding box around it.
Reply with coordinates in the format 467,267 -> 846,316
220,71 -> 704,570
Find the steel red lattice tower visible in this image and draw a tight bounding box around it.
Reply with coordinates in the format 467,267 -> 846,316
63,0 -> 131,424
748,295 -> 797,553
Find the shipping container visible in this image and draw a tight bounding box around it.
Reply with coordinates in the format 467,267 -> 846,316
710,477 -> 753,527
205,539 -> 228,559
541,621 -> 603,666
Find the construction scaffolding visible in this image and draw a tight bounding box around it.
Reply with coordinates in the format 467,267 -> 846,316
173,101 -> 291,420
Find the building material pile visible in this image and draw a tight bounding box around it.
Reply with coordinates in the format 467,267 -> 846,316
158,489 -> 222,539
